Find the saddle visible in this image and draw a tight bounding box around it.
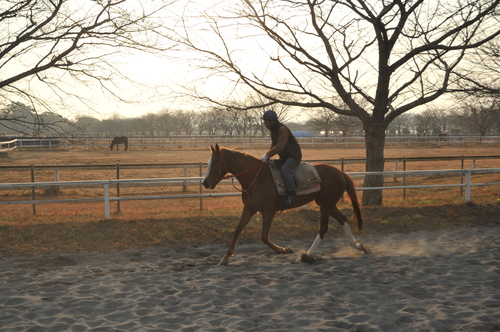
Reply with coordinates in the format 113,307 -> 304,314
268,160 -> 321,196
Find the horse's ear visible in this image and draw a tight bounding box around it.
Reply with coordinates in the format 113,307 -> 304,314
215,143 -> 220,152
210,145 -> 215,152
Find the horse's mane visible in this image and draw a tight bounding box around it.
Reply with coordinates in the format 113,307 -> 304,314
221,147 -> 259,161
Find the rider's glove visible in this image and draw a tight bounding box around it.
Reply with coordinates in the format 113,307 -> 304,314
261,154 -> 269,163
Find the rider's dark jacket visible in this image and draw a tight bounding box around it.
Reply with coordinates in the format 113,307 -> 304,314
267,122 -> 302,161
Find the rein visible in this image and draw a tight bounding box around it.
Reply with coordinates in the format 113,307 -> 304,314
217,150 -> 265,211
223,162 -> 264,193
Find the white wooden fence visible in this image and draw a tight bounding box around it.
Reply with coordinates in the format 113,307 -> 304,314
1,169 -> 499,220
0,139 -> 17,157
4,135 -> 500,150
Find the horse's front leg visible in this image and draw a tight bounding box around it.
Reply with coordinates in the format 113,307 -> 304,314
261,211 -> 294,255
220,205 -> 256,266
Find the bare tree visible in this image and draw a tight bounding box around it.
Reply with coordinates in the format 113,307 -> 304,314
452,98 -> 497,137
307,108 -> 361,137
170,0 -> 500,205
178,110 -> 196,136
73,115 -> 97,135
203,107 -> 227,136
387,112 -> 413,136
242,91 -> 297,136
307,108 -> 337,137
157,109 -> 175,136
493,99 -> 500,134
159,109 -> 197,136
0,102 -> 67,135
334,114 -> 363,137
457,34 -> 500,95
138,113 -> 160,136
0,0 -> 175,136
413,109 -> 439,136
193,111 -> 211,135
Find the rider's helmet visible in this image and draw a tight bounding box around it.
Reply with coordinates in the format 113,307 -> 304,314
262,109 -> 278,121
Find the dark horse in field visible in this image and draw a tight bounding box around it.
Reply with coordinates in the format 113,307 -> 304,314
437,133 -> 448,141
110,136 -> 128,151
202,144 -> 370,265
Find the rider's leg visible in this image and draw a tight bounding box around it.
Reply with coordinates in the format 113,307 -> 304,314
280,157 -> 300,209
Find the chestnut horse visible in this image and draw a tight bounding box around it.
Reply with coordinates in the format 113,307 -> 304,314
202,144 -> 370,265
110,136 -> 128,151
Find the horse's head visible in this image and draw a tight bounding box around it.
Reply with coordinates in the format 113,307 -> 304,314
202,144 -> 226,189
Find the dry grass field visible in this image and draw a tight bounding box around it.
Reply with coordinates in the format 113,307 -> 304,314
1,143 -> 499,257
2,143 -> 500,167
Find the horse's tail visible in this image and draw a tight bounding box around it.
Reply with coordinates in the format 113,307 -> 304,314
343,172 -> 364,234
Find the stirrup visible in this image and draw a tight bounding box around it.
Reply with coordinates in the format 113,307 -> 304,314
280,192 -> 297,211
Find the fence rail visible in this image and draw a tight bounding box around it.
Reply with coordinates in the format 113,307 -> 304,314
2,135 -> 500,150
1,169 -> 499,220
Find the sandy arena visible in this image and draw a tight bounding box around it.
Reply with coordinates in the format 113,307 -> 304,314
0,226 -> 499,331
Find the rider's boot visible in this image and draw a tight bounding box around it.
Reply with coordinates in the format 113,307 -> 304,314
280,190 -> 297,211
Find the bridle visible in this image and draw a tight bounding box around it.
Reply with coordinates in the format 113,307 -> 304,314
216,149 -> 264,191
214,149 -> 265,211
212,148 -> 289,215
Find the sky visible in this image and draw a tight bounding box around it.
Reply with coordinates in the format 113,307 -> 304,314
4,0 -> 239,121
90,0 -> 254,121
7,0 -> 473,123
61,0 -> 339,122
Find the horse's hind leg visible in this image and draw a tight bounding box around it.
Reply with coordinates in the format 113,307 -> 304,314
330,207 -> 371,254
342,222 -> 370,253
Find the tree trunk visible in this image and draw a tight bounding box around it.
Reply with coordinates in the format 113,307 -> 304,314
362,122 -> 386,206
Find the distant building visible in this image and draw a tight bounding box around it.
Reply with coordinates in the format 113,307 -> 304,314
292,131 -> 314,137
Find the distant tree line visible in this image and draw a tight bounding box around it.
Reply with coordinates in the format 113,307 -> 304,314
307,97 -> 500,137
1,98 -> 500,138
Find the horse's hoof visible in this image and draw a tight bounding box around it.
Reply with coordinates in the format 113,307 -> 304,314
301,253 -> 316,263
361,243 -> 372,254
219,259 -> 229,266
285,246 -> 294,254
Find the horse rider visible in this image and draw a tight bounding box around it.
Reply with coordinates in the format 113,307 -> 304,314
261,109 -> 302,210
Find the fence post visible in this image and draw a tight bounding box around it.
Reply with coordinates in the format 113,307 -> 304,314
116,163 -> 121,213
403,157 -> 406,199
460,155 -> 464,196
465,170 -> 471,203
31,164 -> 36,216
199,162 -> 203,211
393,160 -> 398,182
104,183 -> 110,220
341,158 -> 345,202
183,166 -> 188,192
53,167 -> 61,195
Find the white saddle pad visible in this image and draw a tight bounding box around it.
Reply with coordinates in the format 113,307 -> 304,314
268,161 -> 321,196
